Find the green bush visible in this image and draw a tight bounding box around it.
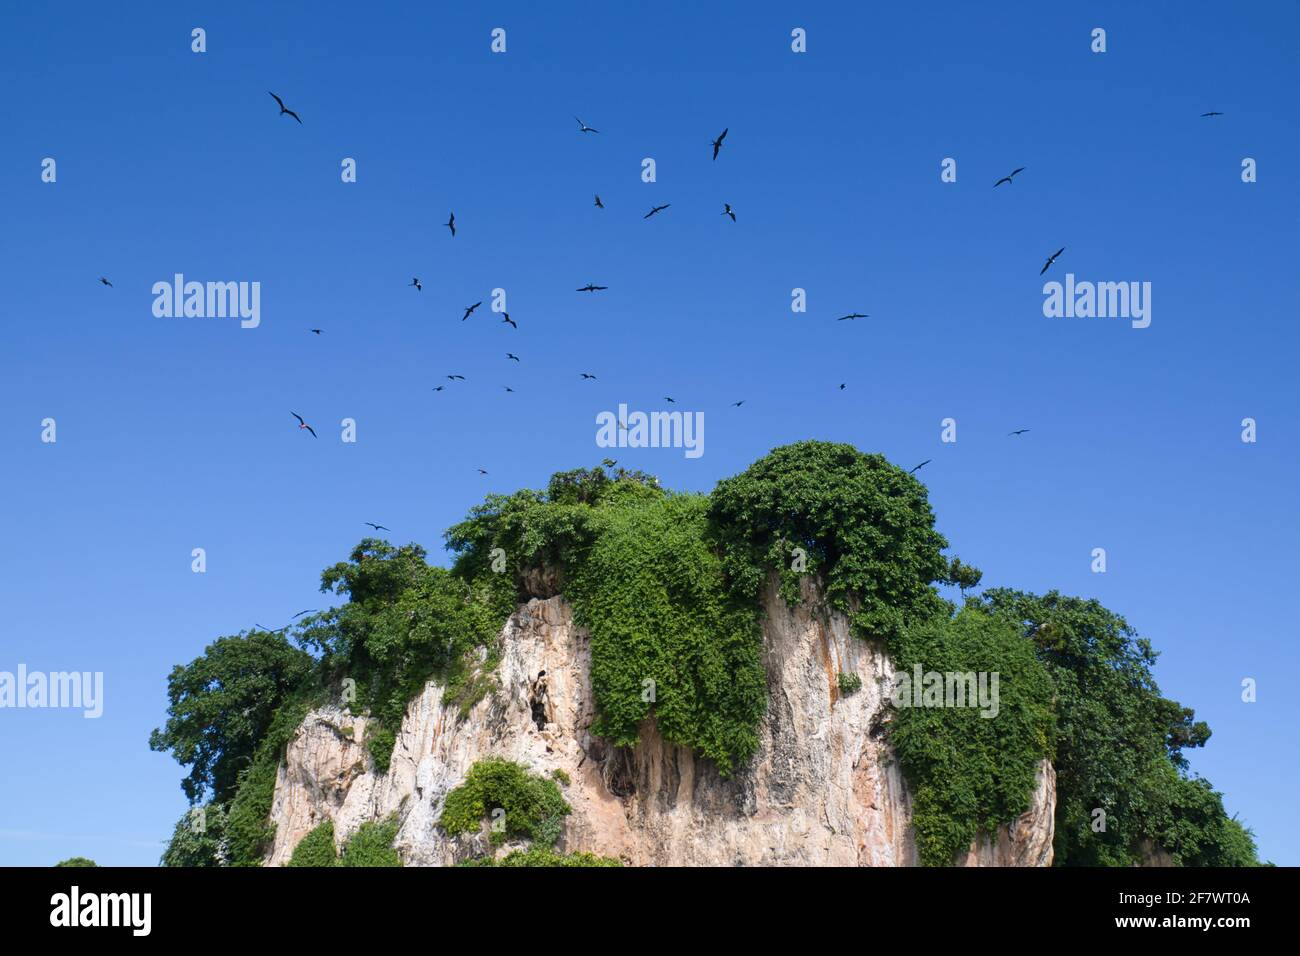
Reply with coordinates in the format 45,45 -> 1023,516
837,672 -> 862,696
54,857 -> 97,867
287,821 -> 338,867
440,758 -> 570,846
459,847 -> 620,867
339,818 -> 402,867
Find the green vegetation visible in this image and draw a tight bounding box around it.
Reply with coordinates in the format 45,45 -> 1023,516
287,821 -> 337,867
888,609 -> 1055,865
447,468 -> 766,775
54,857 -> 97,867
282,817 -> 402,867
150,443 -> 1258,868
459,847 -> 621,867
439,758 -> 570,846
339,819 -> 402,867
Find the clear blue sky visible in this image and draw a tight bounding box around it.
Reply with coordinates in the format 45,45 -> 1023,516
1,1 -> 1295,866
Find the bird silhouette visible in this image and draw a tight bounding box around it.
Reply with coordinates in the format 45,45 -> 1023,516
580,372 -> 597,380
410,278 -> 422,291
502,313 -> 517,328
712,127 -> 728,160
594,194 -> 604,208
507,353 -> 520,362
1040,247 -> 1065,275
732,400 -> 745,407
837,313 -> 868,321
575,116 -> 600,133
644,204 -> 671,219
290,412 -> 317,438
445,212 -> 455,237
1008,428 -> 1031,437
477,468 -> 489,475
309,329 -> 322,335
664,397 -> 676,403
723,203 -> 736,222
462,302 -> 482,321
268,91 -> 302,124
365,523 -> 391,532
1201,111 -> 1224,117
446,374 -> 465,381
577,283 -> 608,292
432,385 -> 445,392
504,386 -> 515,393
99,276 -> 113,287
838,383 -> 847,390
994,167 -> 1026,187
909,460 -> 931,474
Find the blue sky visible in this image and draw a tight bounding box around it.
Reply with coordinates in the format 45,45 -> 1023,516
1,1 -> 1296,866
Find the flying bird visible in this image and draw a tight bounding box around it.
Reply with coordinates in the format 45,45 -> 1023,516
575,116 -> 599,133
291,412 -> 317,438
837,313 -> 868,321
410,278 -> 422,291
664,397 -> 676,403
994,167 -> 1026,188
732,400 -> 745,407
445,212 -> 455,237
1008,428 -> 1031,437
506,353 -> 520,362
292,610 -> 315,619
309,329 -> 322,335
432,385 -> 445,392
580,372 -> 597,380
577,283 -> 608,292
268,91 -> 302,124
477,468 -> 489,475
644,203 -> 671,219
501,313 -> 517,328
594,194 -> 604,209
711,127 -> 728,160
909,460 -> 931,474
1039,247 -> 1065,275
1201,111 -> 1224,117
722,203 -> 736,222
99,276 -> 113,287
365,523 -> 391,532
838,383 -> 847,391
446,374 -> 465,381
461,302 -> 482,321
504,386 -> 515,393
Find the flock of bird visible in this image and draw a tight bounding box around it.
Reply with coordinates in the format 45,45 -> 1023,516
90,94 -> 1228,522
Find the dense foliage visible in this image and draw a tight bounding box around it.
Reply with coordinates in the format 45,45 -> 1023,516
889,609 -> 1055,865
150,442 -> 1258,868
287,821 -> 338,867
53,857 -> 98,867
148,631 -> 314,804
448,469 -> 766,775
439,758 -> 570,847
974,589 -> 1256,866
459,847 -> 621,867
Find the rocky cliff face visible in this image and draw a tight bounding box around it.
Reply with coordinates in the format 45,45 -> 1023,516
265,579 -> 1055,867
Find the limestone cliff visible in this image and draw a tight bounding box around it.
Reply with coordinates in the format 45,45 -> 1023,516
265,578 -> 1055,866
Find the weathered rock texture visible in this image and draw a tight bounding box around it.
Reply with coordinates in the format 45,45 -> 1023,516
265,579 -> 1055,866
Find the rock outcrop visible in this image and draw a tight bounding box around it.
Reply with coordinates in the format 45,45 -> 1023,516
265,579 -> 1055,866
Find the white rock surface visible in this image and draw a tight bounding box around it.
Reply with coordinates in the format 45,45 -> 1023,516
265,579 -> 1055,866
